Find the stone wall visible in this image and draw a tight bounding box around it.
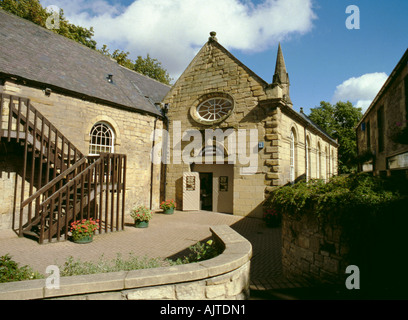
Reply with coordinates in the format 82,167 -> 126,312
0,225 -> 252,300
281,213 -> 349,285
0,82 -> 163,229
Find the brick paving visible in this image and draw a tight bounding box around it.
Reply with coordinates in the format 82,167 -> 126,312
0,210 -> 306,296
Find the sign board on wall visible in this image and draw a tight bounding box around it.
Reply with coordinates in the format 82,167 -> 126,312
182,172 -> 200,211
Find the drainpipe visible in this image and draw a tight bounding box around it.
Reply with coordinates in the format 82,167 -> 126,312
162,104 -> 170,202
150,116 -> 158,210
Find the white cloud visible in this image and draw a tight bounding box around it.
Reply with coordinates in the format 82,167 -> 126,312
40,0 -> 316,80
332,72 -> 388,112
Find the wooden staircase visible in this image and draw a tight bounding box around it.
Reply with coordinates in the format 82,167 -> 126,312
0,93 -> 126,243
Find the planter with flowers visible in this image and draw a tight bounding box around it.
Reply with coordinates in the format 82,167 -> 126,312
263,208 -> 281,228
160,199 -> 176,215
69,218 -> 99,243
130,205 -> 153,228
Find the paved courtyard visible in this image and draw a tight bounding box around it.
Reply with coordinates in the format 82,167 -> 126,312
0,210 -> 307,297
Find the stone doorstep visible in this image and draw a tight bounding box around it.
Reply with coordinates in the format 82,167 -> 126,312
0,225 -> 252,300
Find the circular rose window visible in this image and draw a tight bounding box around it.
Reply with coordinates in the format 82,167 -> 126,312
195,97 -> 233,123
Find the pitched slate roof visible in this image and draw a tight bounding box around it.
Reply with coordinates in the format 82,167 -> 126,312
0,9 -> 170,116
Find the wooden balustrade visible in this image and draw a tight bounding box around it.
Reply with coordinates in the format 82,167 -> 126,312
1,93 -> 127,243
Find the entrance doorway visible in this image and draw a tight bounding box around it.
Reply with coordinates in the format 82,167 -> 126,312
199,172 -> 213,211
192,163 -> 233,214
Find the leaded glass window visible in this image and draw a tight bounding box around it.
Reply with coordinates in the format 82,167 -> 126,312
196,98 -> 233,122
89,122 -> 114,155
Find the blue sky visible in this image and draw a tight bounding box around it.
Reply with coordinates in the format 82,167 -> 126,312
40,0 -> 408,115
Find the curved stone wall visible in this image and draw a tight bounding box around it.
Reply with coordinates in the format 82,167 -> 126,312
0,225 -> 252,300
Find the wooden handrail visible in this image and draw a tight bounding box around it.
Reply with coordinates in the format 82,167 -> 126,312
21,157 -> 87,207
9,101 -> 83,160
39,156 -> 103,207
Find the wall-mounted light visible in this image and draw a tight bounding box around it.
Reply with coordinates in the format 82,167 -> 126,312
44,88 -> 52,96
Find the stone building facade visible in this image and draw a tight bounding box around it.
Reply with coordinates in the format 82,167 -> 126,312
356,49 -> 408,177
0,10 -> 170,230
162,33 -> 338,218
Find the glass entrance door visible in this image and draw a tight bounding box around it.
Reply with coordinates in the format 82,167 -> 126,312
199,172 -> 213,211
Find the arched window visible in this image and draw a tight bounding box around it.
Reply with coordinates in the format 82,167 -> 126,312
325,146 -> 329,181
290,129 -> 296,184
317,142 -> 322,179
306,136 -> 311,181
89,122 -> 115,155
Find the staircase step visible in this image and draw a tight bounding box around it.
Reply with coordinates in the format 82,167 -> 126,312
22,230 -> 40,240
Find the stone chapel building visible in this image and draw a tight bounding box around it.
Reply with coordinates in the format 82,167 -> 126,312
162,32 -> 338,218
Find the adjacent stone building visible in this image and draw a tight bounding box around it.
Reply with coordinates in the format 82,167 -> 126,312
356,48 -> 408,177
0,10 -> 170,231
162,33 -> 338,218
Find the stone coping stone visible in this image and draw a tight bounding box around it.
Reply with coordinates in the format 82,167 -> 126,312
0,225 -> 252,300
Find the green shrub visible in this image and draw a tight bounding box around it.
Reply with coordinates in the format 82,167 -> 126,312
265,173 -> 402,221
0,254 -> 43,283
59,240 -> 221,276
58,254 -> 174,277
173,240 -> 221,265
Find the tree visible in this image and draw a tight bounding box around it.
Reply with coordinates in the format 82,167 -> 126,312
0,0 -> 48,27
133,54 -> 173,85
99,47 -> 173,85
55,9 -> 97,50
308,101 -> 363,174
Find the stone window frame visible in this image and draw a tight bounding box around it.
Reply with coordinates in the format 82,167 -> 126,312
89,122 -> 115,155
190,92 -> 235,125
289,125 -> 299,184
317,141 -> 322,179
85,115 -> 121,156
305,135 -> 312,181
325,146 -> 330,181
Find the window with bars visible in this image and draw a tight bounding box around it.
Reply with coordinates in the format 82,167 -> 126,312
89,122 -> 115,155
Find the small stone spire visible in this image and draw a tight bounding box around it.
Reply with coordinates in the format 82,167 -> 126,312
208,31 -> 218,42
272,43 -> 292,107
